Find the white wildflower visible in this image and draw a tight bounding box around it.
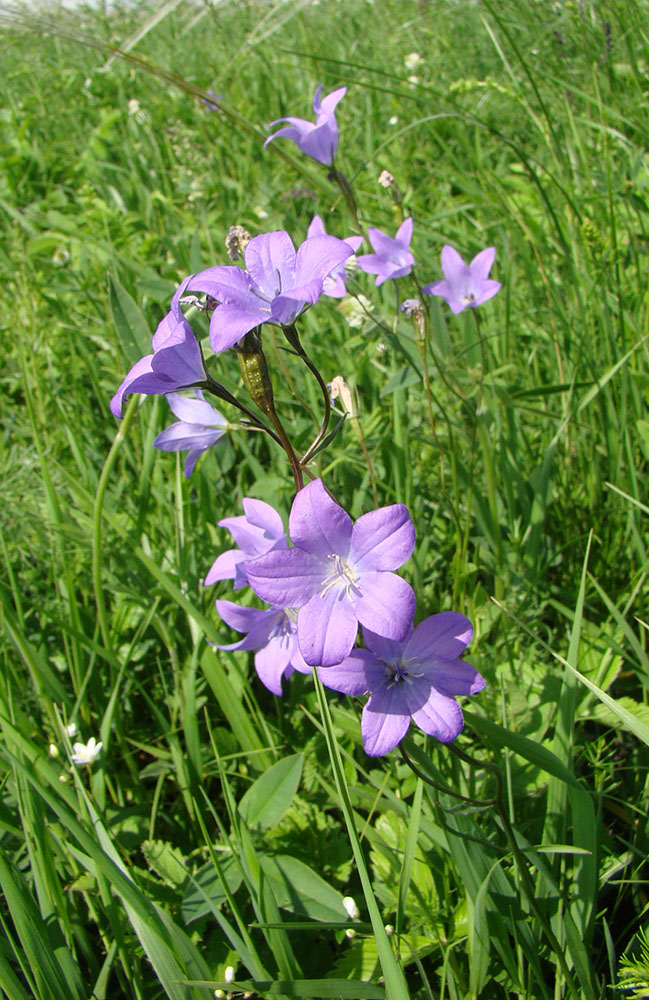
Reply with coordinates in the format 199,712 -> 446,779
404,52 -> 423,71
342,895 -> 360,920
70,737 -> 103,766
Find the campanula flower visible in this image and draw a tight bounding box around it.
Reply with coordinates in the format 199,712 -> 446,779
187,231 -> 353,353
307,215 -> 362,298
70,737 -> 103,766
204,498 -> 287,590
153,391 -> 228,478
319,613 -> 484,756
264,84 -> 347,165
110,276 -> 206,418
246,479 -> 415,668
357,218 -> 415,286
423,245 -> 501,314
215,600 -> 311,695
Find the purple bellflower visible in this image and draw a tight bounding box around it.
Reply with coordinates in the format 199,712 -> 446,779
205,498 -> 287,590
264,85 -> 346,166
110,277 -> 206,419
307,215 -> 362,298
153,391 -> 228,478
245,479 -> 416,668
319,613 -> 485,756
215,599 -> 311,696
357,218 -> 415,286
423,245 -> 501,314
187,231 -> 353,354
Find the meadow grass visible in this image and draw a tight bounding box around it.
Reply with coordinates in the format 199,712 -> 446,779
1,0 -> 648,997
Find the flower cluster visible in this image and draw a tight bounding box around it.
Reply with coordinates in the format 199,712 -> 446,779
108,80 -> 492,756
207,480 -> 484,755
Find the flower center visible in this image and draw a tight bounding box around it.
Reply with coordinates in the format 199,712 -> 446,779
321,554 -> 360,599
461,288 -> 476,304
382,656 -> 424,688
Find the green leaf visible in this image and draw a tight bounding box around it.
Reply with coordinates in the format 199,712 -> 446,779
239,753 -> 303,830
108,273 -> 151,365
141,840 -> 189,889
462,712 -> 582,788
379,365 -> 421,397
259,855 -> 345,923
182,854 -> 243,925
187,980 -> 385,998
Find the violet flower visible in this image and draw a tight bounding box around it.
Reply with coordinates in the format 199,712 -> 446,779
422,245 -> 501,314
215,599 -> 311,696
205,498 -> 287,590
110,276 -> 206,418
307,215 -> 362,298
246,479 -> 415,668
357,218 -> 415,286
187,231 -> 353,354
264,85 -> 346,166
319,613 -> 484,756
153,391 -> 228,478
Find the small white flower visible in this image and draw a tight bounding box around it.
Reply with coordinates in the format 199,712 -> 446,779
224,966 -> 235,984
378,169 -> 394,189
384,923 -> 394,936
404,52 -> 423,71
345,927 -> 357,939
338,294 -> 374,329
66,722 -> 78,738
407,75 -> 420,87
342,895 -> 360,920
388,115 -> 399,126
127,98 -> 141,116
70,737 -> 103,766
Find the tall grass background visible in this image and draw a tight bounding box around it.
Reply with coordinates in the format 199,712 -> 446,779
1,0 -> 648,996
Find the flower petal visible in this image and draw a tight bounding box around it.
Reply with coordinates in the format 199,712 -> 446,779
289,478 -> 352,560
408,612 -> 473,659
318,648 -> 382,695
297,589 -> 358,666
209,303 -> 266,352
245,231 -> 297,300
204,549 -> 245,587
254,635 -> 295,695
293,235 -> 353,288
350,503 -> 415,570
440,245 -> 467,286
241,498 -> 286,542
361,701 -> 410,756
165,392 -> 227,427
469,246 -> 496,283
395,217 -> 413,248
246,547 -> 323,608
411,690 -> 465,743
353,571 -> 415,641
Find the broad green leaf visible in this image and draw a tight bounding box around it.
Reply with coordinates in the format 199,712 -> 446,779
182,854 -> 243,925
260,854 -> 345,923
238,753 -> 303,830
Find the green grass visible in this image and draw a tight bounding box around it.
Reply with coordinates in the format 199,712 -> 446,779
1,0 -> 648,996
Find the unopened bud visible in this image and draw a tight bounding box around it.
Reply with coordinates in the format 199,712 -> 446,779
224,967 -> 235,984
225,225 -> 251,260
345,927 -> 357,939
384,923 -> 394,936
328,378 -> 359,420
342,895 -> 360,920
378,170 -> 402,205
48,743 -> 59,758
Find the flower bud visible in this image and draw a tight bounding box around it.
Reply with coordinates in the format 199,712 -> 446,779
225,226 -> 251,261
328,377 -> 359,420
342,895 -> 360,920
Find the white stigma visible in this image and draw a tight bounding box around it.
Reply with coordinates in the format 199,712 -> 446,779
321,554 -> 360,599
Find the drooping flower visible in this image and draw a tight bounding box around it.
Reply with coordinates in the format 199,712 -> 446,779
264,85 -> 347,166
423,245 -> 501,314
110,277 -> 206,418
357,218 -> 415,286
307,215 -> 362,298
153,391 -> 228,478
319,613 -> 484,756
70,737 -> 103,766
215,600 -> 311,695
205,498 -> 287,590
246,479 -> 415,668
187,231 -> 353,354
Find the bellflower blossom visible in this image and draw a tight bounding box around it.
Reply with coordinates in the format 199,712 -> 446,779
264,85 -> 347,166
215,600 -> 311,696
153,391 -> 228,478
307,215 -> 362,298
246,479 -> 415,668
319,613 -> 484,756
357,218 -> 415,286
423,245 -> 501,314
110,277 -> 206,419
187,231 -> 353,353
205,498 -> 287,590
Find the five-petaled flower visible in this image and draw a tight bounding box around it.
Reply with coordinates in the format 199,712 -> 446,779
357,218 -> 415,286
319,613 -> 484,756
71,737 -> 103,766
307,215 -> 362,298
264,85 -> 347,166
187,231 -> 353,354
153,391 -> 229,478
215,599 -> 311,695
423,245 -> 501,314
245,479 -> 416,668
204,498 -> 288,591
110,277 -> 206,418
